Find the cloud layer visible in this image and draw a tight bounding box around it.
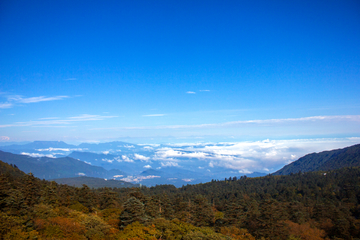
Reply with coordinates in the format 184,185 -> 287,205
153,138 -> 360,173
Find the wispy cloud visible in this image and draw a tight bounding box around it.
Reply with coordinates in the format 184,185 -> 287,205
68,114 -> 116,121
0,103 -> 13,109
64,78 -> 77,81
161,162 -> 179,167
0,136 -> 10,141
91,115 -> 360,131
1,94 -> 70,108
142,114 -> 166,117
186,91 -> 196,94
0,114 -> 118,128
199,90 -> 210,92
8,95 -> 69,103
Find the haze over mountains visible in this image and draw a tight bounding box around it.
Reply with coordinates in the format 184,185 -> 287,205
0,140 -> 268,187
0,140 -> 359,187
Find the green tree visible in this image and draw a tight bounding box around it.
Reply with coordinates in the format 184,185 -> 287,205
190,195 -> 214,227
119,197 -> 148,229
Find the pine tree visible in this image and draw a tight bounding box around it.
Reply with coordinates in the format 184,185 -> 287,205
119,197 -> 148,229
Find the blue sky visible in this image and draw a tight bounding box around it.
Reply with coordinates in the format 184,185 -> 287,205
0,0 -> 360,144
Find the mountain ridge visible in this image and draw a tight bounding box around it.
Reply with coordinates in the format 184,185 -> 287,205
273,143 -> 360,175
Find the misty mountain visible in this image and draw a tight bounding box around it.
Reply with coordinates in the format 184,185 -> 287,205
273,143 -> 360,175
68,151 -> 143,173
77,141 -> 144,153
51,176 -> 138,188
0,140 -> 153,158
0,140 -> 270,187
0,150 -> 127,180
0,141 -> 76,150
0,141 -> 79,155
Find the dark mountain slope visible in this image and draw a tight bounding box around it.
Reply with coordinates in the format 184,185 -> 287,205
273,143 -> 360,175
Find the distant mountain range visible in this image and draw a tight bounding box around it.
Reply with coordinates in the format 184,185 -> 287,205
0,140 -> 268,187
0,140 -> 145,155
1,140 -> 360,188
0,150 -> 126,180
51,176 -> 138,188
273,144 -> 360,175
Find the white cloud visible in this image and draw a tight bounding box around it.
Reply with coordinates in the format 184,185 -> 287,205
121,155 -> 134,162
120,175 -> 160,183
143,165 -> 152,169
161,162 -> 179,167
21,152 -> 55,158
0,103 -> 13,109
102,158 -> 114,163
0,114 -> 118,128
113,175 -> 123,178
36,147 -> 86,152
124,145 -> 135,148
0,136 -> 10,141
152,138 -> 360,173
186,91 -> 196,94
154,148 -> 208,159
134,154 -> 150,161
90,115 -> 360,131
0,93 -> 78,109
239,169 -> 253,174
163,142 -> 210,147
0,94 -> 71,109
182,178 -> 194,182
8,95 -> 69,104
138,143 -> 161,147
143,146 -> 154,150
68,114 -> 117,121
199,90 -> 210,92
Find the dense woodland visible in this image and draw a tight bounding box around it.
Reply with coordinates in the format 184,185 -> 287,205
1,160 -> 360,240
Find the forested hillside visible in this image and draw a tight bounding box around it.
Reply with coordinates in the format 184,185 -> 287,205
1,159 -> 360,239
274,143 -> 360,175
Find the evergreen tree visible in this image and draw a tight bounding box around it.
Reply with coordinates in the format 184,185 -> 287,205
119,197 -> 148,229
190,195 -> 214,227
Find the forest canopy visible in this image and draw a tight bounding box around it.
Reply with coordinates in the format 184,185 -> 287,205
0,160 -> 360,239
